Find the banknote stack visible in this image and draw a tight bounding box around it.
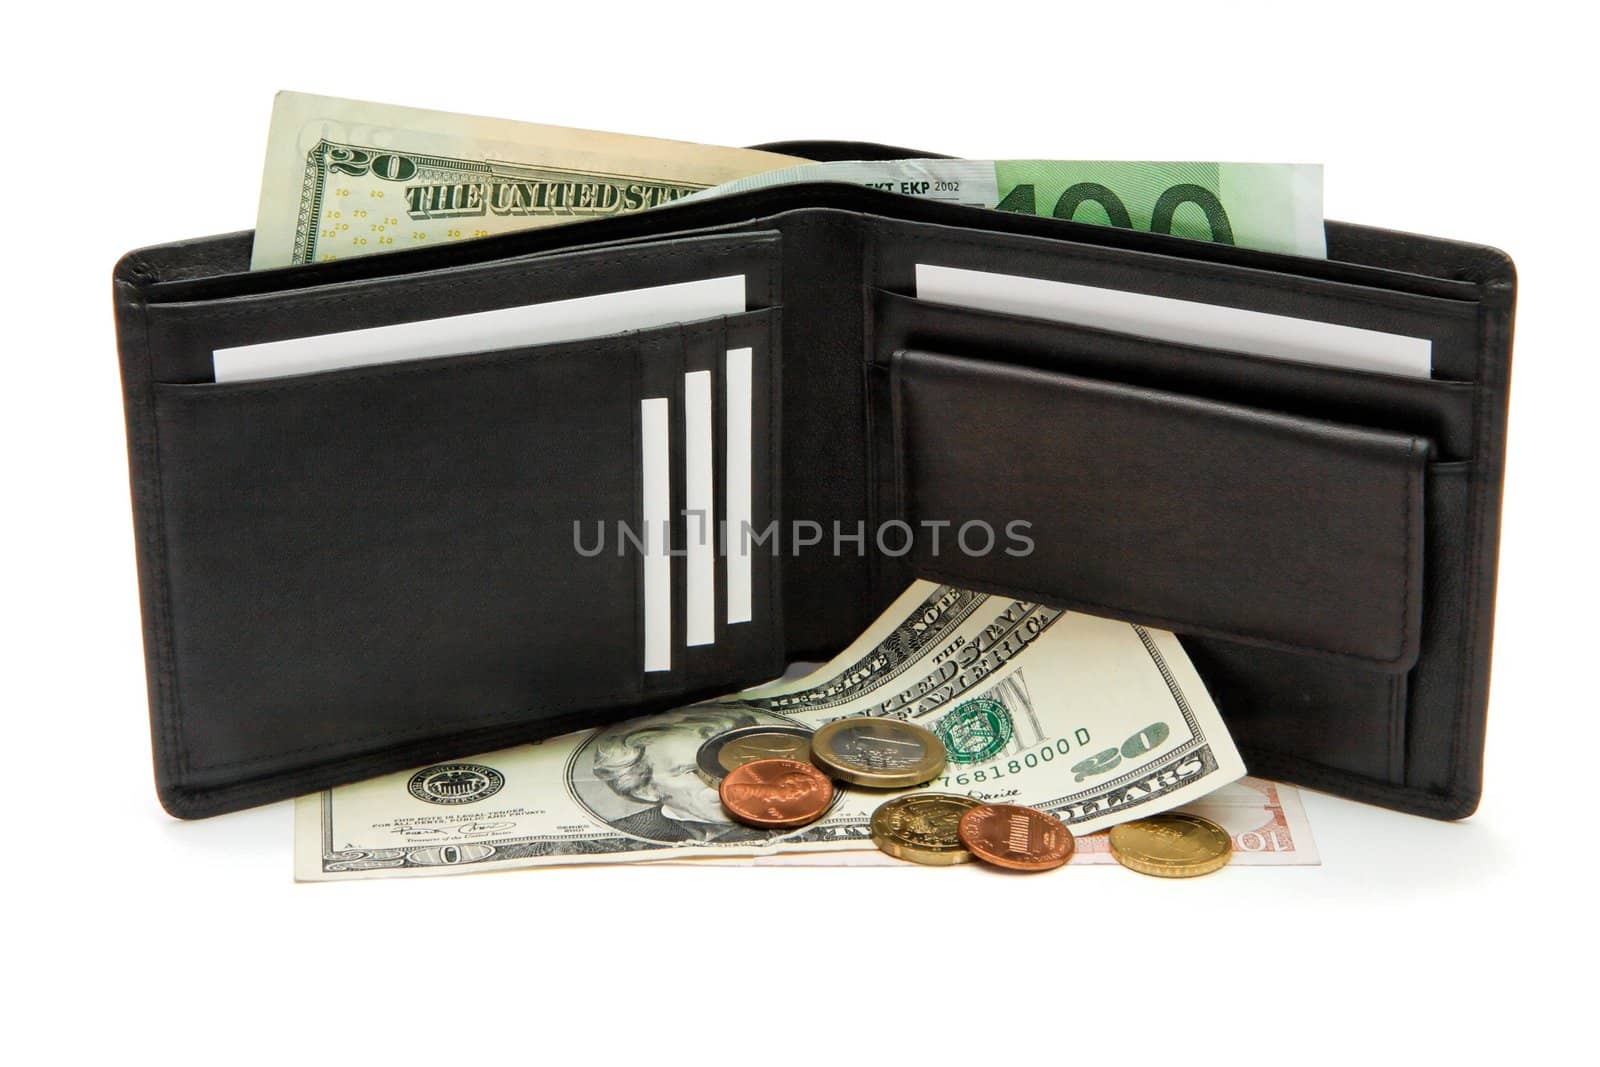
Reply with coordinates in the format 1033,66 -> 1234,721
254,93 -> 1326,879
251,91 -> 1325,268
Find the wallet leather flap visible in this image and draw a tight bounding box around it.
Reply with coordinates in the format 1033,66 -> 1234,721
888,349 -> 1431,670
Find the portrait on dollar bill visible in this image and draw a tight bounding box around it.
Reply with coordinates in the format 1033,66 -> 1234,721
572,706 -> 800,844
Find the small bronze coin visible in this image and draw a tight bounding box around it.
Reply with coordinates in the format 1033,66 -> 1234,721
718,758 -> 835,829
957,803 -> 1075,872
1108,812 -> 1232,878
810,717 -> 947,788
696,724 -> 814,780
870,793 -> 981,865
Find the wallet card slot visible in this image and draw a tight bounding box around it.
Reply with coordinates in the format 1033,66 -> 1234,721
869,218 -> 1487,380
138,231 -> 782,385
883,349 -> 1432,669
641,391 -> 675,670
679,311 -> 783,692
869,289 -> 1477,459
684,365 -> 716,646
1404,460 -> 1476,799
151,333 -> 644,780
146,310 -> 782,791
1184,638 -> 1410,786
724,344 -> 754,625
635,326 -> 685,682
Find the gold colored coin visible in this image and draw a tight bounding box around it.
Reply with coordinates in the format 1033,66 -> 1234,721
810,717 -> 947,788
1108,812 -> 1232,878
870,793 -> 980,866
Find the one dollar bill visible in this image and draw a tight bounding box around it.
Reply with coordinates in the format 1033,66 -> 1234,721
250,91 -> 806,269
296,582 -> 1246,880
693,159 -> 1325,257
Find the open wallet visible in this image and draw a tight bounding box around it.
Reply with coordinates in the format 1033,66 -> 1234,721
111,140 -> 1517,820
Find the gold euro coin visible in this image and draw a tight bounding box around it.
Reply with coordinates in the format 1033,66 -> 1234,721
870,793 -> 980,865
810,717 -> 946,788
1108,812 -> 1232,878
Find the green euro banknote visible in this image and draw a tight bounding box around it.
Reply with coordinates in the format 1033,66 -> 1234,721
693,159 -> 1325,257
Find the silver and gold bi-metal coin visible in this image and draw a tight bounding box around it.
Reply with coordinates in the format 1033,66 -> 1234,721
696,725 -> 814,781
810,716 -> 947,788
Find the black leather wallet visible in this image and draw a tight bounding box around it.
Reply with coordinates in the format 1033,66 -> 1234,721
112,140 -> 1516,819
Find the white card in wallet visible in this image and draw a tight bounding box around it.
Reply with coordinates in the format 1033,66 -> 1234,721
915,264 -> 1433,378
211,275 -> 746,382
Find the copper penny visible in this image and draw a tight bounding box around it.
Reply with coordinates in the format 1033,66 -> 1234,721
718,758 -> 836,829
957,803 -> 1075,871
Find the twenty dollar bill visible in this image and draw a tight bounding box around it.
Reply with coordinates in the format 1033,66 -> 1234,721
693,159 -> 1325,257
296,582 -> 1245,880
251,91 -> 805,269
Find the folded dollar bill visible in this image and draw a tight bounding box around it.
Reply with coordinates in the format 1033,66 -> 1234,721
692,159 -> 1325,257
295,582 -> 1246,880
251,91 -> 806,269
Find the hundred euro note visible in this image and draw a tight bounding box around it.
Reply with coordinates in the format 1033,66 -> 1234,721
250,91 -> 806,269
692,159 -> 1325,257
295,581 -> 1245,880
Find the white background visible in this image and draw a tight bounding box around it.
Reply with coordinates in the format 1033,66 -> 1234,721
3,2 -> 1590,1061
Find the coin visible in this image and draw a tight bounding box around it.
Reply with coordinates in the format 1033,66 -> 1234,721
957,803 -> 1075,871
696,725 -> 813,780
717,758 -> 835,829
870,793 -> 980,865
1108,812 -> 1232,878
810,717 -> 947,788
